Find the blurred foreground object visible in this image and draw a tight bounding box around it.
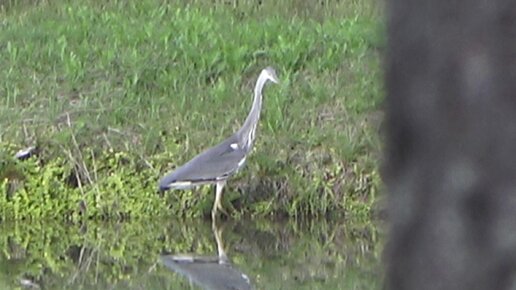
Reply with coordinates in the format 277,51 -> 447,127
384,1 -> 516,289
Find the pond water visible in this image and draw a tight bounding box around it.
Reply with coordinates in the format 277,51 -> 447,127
0,218 -> 381,289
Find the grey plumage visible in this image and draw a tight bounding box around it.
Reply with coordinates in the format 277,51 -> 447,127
158,135 -> 245,189
160,220 -> 252,290
161,255 -> 252,290
159,66 -> 279,220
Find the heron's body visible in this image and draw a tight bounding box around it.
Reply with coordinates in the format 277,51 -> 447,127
160,134 -> 245,189
160,220 -> 252,290
159,67 -> 279,220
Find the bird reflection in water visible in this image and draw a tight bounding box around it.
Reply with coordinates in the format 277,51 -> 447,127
160,220 -> 252,290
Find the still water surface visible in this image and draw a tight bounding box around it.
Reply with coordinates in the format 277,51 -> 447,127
0,219 -> 381,289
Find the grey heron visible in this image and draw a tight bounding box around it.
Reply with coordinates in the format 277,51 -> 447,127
160,220 -> 252,290
159,67 -> 279,220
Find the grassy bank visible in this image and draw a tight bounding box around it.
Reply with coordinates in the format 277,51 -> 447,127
0,0 -> 383,220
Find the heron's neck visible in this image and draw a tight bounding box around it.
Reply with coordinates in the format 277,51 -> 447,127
238,72 -> 268,150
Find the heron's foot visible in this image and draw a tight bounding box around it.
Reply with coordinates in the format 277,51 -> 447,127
211,205 -> 229,221
217,202 -> 229,216
212,191 -> 231,220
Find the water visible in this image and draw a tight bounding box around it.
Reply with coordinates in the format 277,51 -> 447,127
0,218 -> 381,289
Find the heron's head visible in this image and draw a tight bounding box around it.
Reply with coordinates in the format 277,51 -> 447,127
262,66 -> 280,84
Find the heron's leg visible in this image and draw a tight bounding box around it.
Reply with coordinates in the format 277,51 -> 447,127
211,218 -> 229,264
212,181 -> 228,220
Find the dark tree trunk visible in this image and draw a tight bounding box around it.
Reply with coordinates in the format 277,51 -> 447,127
384,1 -> 516,290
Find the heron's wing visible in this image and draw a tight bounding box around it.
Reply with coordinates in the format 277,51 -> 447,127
182,142 -> 246,180
159,136 -> 246,189
160,255 -> 252,290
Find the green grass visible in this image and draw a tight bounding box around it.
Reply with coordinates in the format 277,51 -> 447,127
0,0 -> 383,220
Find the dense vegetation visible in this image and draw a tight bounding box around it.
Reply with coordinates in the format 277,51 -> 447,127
0,0 -> 383,220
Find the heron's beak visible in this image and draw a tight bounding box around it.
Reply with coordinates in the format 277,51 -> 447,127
271,76 -> 280,84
